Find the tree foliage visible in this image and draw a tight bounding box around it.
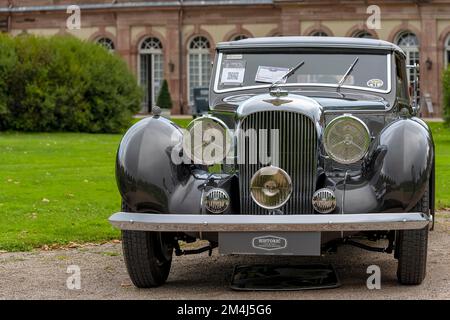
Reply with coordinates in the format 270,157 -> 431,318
156,79 -> 173,109
443,67 -> 450,125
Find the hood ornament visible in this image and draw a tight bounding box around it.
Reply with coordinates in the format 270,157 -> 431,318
269,87 -> 289,98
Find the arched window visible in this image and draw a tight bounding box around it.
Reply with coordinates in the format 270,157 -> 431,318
231,34 -> 249,41
188,36 -> 211,104
352,30 -> 373,39
96,37 -> 115,51
445,35 -> 450,69
396,32 -> 420,85
310,31 -> 328,37
139,37 -> 164,113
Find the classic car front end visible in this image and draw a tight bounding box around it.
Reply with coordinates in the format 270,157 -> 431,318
109,37 -> 434,288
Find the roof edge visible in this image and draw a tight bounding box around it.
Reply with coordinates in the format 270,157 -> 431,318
0,1 -> 274,13
217,36 -> 405,57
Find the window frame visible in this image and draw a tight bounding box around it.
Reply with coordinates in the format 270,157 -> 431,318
445,35 -> 450,69
310,31 -> 329,37
352,30 -> 374,39
395,32 -> 419,86
187,36 -> 212,105
96,37 -> 115,52
231,34 -> 249,41
137,37 -> 164,111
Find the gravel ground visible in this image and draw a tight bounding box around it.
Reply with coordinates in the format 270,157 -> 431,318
0,217 -> 449,300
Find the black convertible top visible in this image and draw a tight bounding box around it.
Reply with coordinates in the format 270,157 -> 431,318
217,36 -> 405,57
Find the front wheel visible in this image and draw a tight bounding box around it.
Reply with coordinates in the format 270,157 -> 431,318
396,187 -> 429,285
121,202 -> 173,288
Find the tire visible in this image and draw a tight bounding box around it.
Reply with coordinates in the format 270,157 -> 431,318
396,187 -> 429,285
121,202 -> 173,288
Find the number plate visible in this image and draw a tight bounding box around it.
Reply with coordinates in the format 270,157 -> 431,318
219,232 -> 321,256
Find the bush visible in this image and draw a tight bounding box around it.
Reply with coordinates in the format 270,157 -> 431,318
0,34 -> 142,133
444,67 -> 450,125
156,79 -> 173,109
0,35 -> 16,122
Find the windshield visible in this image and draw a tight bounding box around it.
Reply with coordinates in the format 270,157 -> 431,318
214,51 -> 390,93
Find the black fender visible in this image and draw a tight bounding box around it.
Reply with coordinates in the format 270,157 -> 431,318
116,116 -> 203,213
328,117 -> 434,214
367,117 -> 434,212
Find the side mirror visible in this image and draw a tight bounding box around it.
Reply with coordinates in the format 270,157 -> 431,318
407,63 -> 420,115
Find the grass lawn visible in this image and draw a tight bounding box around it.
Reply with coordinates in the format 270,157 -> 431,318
428,122 -> 450,209
0,117 -> 191,251
0,119 -> 449,251
0,132 -> 122,251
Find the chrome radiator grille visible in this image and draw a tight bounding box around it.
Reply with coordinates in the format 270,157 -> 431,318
237,111 -> 318,214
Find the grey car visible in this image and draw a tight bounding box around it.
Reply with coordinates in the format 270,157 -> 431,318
110,37 -> 434,288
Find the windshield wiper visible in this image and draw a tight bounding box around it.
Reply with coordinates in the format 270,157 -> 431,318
269,60 -> 305,90
337,57 -> 359,92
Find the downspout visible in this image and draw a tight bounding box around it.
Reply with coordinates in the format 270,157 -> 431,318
178,0 -> 184,114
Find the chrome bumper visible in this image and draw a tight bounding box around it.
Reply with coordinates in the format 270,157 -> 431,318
109,212 -> 431,232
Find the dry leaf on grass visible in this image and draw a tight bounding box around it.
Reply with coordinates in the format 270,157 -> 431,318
120,281 -> 132,287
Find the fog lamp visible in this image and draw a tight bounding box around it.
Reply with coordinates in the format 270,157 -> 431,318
204,188 -> 230,214
312,188 -> 336,213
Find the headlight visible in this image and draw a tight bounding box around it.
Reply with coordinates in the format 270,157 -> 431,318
323,115 -> 370,164
250,166 -> 292,210
182,116 -> 232,165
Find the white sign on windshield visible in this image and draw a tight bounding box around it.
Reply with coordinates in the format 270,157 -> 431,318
255,66 -> 290,84
220,60 -> 246,85
221,68 -> 245,84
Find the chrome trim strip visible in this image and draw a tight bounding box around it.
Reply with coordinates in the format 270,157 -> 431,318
323,109 -> 389,114
109,212 -> 431,232
217,40 -> 404,55
213,53 -> 392,94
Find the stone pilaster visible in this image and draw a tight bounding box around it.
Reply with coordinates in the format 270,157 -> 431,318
166,17 -> 182,115
420,15 -> 439,117
280,5 -> 300,36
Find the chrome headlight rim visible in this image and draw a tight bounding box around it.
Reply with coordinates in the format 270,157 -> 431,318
182,115 -> 233,165
250,166 -> 292,210
323,114 -> 370,165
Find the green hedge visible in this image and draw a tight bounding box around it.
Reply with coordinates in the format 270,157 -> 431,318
0,34 -> 142,133
444,67 -> 450,125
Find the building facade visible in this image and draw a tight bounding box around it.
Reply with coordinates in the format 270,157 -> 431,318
1,0 -> 450,117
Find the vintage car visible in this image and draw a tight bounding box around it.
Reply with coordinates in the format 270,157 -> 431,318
109,37 -> 434,288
